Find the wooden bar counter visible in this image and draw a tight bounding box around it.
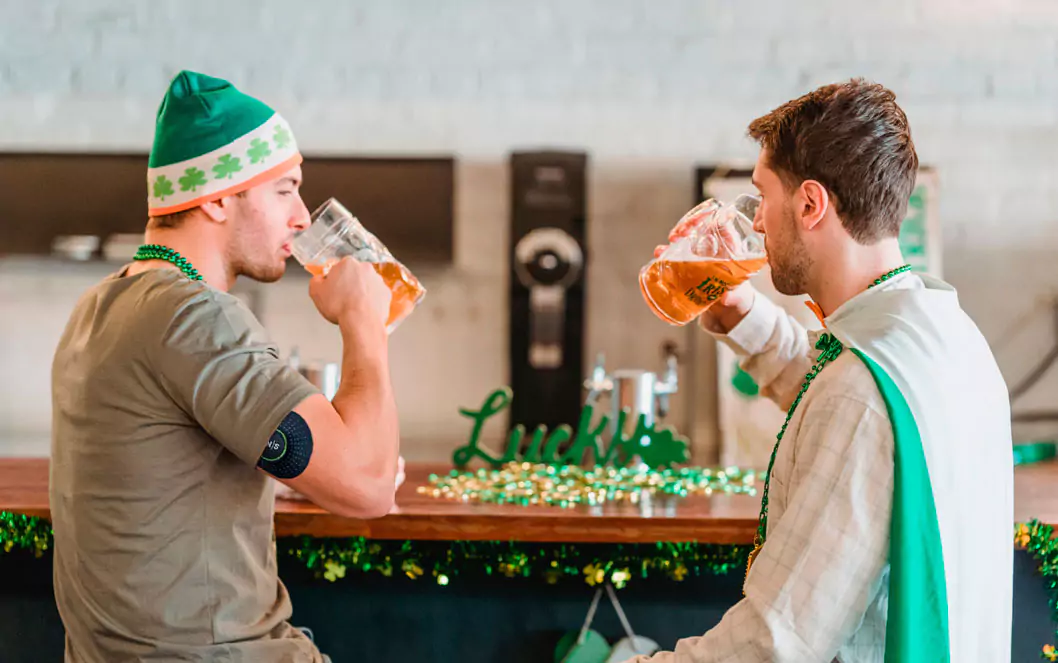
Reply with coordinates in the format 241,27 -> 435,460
3,458 -> 1055,663
3,457 -> 1055,543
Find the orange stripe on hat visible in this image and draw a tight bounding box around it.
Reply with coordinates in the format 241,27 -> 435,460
148,152 -> 303,216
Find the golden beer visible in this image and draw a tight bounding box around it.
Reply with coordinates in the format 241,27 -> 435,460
640,256 -> 767,325
306,260 -> 425,332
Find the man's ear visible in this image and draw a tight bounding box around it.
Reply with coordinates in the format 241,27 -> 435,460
199,196 -> 235,224
798,179 -> 830,232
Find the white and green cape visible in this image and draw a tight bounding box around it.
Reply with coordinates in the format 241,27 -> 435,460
826,274 -> 1013,663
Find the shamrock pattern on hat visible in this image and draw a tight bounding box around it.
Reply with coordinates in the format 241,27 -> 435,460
247,138 -> 272,164
179,167 -> 208,192
274,125 -> 292,150
213,154 -> 243,180
153,175 -> 175,201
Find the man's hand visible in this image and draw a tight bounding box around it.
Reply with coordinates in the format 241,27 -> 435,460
654,198 -> 742,259
654,200 -> 757,331
653,199 -> 722,259
308,257 -> 392,328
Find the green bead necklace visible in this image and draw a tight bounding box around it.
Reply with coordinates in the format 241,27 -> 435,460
133,244 -> 203,282
871,263 -> 912,288
744,264 -> 912,588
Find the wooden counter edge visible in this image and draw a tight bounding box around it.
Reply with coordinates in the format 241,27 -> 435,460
272,510 -> 761,544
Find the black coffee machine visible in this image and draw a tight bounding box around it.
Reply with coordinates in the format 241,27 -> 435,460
508,151 -> 588,432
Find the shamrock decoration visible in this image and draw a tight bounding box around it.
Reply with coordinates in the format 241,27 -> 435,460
247,138 -> 272,164
543,560 -> 563,585
376,559 -> 394,577
815,333 -> 844,363
322,559 -> 346,582
583,563 -> 608,586
273,124 -> 292,150
401,559 -> 424,579
178,167 -> 208,193
1015,523 -> 1031,548
212,154 -> 243,180
630,426 -> 690,469
153,175 -> 175,200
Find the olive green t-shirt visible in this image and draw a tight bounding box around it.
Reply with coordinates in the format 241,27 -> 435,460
50,268 -> 322,663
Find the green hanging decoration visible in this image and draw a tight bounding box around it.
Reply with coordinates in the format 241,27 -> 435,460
283,536 -> 751,588
730,361 -> 760,398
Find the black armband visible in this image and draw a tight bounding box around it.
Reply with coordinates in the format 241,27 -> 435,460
258,411 -> 313,479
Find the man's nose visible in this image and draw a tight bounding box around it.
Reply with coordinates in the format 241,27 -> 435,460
292,195 -> 310,232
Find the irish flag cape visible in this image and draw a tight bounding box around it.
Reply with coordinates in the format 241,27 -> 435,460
825,274 -> 1013,663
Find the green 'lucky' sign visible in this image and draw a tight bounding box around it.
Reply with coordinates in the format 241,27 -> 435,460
451,387 -> 690,469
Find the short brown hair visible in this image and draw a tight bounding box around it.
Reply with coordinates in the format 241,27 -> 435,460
747,78 -> 918,243
148,208 -> 196,229
146,190 -> 249,229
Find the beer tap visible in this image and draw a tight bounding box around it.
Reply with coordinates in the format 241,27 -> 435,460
581,343 -> 681,437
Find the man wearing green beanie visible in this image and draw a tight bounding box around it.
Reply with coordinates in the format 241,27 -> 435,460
49,70 -> 402,662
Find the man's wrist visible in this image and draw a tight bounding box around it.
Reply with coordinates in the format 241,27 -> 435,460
700,290 -> 756,335
337,310 -> 386,340
707,292 -> 781,358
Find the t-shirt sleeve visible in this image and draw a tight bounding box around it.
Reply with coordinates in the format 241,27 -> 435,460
152,289 -> 320,466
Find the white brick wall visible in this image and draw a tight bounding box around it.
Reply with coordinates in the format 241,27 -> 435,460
3,0 -> 1058,457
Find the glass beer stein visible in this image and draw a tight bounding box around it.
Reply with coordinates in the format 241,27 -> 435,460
639,194 -> 765,326
291,198 -> 426,334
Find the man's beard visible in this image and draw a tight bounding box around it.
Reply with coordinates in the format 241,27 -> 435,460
229,246 -> 287,284
239,260 -> 286,284
768,205 -> 812,296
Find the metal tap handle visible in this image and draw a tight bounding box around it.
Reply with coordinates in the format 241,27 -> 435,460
591,352 -> 606,380
657,393 -> 671,419
656,343 -> 679,393
655,343 -> 680,418
583,352 -> 611,406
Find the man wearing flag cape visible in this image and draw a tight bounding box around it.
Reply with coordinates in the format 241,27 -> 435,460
628,79 -> 1012,662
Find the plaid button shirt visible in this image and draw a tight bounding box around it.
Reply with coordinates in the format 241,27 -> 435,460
628,292 -> 895,663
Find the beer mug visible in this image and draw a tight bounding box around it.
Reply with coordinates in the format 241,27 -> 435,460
291,198 -> 426,333
639,194 -> 766,326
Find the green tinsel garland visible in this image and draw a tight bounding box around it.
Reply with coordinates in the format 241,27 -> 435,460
0,511 -> 51,557
281,537 -> 750,588
1015,521 -> 1058,660
2,511 -> 1056,655
0,510 -> 746,587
